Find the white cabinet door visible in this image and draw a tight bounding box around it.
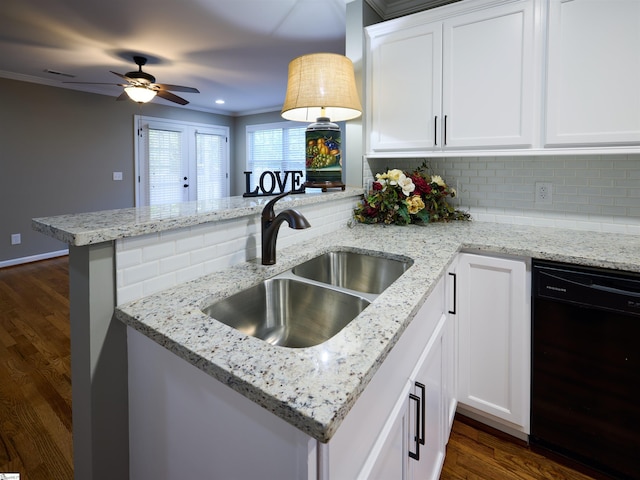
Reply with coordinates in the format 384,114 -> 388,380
346,278 -> 444,479
407,314 -> 446,480
442,0 -> 534,148
444,262 -> 458,436
456,253 -> 530,433
362,382 -> 410,480
545,0 -> 640,146
367,21 -> 442,153
366,0 -> 535,155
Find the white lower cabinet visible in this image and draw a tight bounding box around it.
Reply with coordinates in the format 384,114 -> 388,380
444,259 -> 458,435
365,316 -> 447,480
455,252 -> 531,435
358,280 -> 449,480
407,316 -> 446,480
126,254 -> 532,479
362,380 -> 411,479
127,276 -> 453,480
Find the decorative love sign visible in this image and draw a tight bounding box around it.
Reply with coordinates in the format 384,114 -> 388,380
243,170 -> 305,197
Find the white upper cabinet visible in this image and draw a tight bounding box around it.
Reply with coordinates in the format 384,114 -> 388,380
442,1 -> 534,148
365,0 -> 535,156
367,21 -> 443,153
545,0 -> 640,146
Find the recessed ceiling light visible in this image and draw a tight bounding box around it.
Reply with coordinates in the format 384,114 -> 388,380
215,99 -> 225,105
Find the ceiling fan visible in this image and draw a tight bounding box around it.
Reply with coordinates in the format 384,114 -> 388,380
66,55 -> 199,105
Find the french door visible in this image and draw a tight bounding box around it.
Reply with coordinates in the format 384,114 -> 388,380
135,116 -> 229,206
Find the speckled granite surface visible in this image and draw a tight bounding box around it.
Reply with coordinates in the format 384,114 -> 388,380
114,221 -> 640,443
31,188 -> 362,246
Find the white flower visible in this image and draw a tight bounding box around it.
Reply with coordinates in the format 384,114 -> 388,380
397,174 -> 415,196
386,169 -> 403,184
431,175 -> 446,187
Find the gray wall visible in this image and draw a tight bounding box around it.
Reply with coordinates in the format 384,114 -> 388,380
344,0 -> 383,188
0,77 -> 234,263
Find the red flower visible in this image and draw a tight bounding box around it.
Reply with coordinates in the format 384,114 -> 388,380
372,181 -> 383,191
364,206 -> 378,217
411,174 -> 430,195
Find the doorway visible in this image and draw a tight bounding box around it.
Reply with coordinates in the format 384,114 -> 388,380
135,116 -> 229,206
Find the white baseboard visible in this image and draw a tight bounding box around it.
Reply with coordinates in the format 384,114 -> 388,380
456,405 -> 529,442
0,249 -> 69,269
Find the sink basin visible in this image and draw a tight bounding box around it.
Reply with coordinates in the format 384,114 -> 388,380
202,278 -> 369,348
292,251 -> 413,294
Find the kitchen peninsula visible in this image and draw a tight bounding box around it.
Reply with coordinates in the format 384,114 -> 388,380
31,188 -> 363,480
33,191 -> 640,480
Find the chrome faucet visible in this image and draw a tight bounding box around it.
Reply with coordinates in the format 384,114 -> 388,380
261,191 -> 310,265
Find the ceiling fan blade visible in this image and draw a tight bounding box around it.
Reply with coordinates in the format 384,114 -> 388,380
155,84 -> 200,93
63,81 -> 122,86
156,90 -> 189,105
110,71 -> 132,81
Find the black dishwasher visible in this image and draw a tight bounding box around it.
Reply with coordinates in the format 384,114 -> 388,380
531,260 -> 640,480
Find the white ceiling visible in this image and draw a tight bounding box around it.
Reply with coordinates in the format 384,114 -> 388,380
0,0 -> 460,115
0,0 -> 350,116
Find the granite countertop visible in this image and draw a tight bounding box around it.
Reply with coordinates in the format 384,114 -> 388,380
114,220 -> 640,443
31,188 -> 362,246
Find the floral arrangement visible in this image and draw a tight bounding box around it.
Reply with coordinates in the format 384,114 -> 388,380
354,163 -> 471,225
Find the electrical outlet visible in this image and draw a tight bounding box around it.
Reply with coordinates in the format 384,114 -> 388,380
535,182 -> 553,204
113,172 -> 123,181
11,233 -> 21,245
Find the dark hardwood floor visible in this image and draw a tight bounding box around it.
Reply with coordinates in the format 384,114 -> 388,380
0,256 -> 600,480
0,256 -> 72,480
441,415 -> 598,480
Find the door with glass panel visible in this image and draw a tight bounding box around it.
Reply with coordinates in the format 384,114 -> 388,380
136,116 -> 229,206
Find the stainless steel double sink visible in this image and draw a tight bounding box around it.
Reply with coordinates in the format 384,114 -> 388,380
202,251 -> 413,348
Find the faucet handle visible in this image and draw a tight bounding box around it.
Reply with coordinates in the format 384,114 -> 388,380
262,191 -> 291,221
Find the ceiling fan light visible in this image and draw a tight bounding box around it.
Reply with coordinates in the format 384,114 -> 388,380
124,86 -> 157,103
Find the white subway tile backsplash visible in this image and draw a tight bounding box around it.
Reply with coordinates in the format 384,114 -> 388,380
123,261 -> 159,285
116,248 -> 142,269
119,232 -> 158,249
190,244 -> 227,265
175,264 -> 205,285
143,272 -> 178,297
118,283 -> 144,306
142,241 -> 176,262
160,253 -> 191,274
115,196 -> 358,305
365,153 -> 640,233
176,234 -> 205,253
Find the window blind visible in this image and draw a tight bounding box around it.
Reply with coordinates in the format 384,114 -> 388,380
196,131 -> 227,200
246,122 -> 305,192
147,128 -> 183,206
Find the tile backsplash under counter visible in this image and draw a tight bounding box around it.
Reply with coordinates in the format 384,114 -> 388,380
364,154 -> 640,235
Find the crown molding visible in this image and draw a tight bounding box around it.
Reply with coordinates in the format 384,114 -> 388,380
365,0 -> 462,19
